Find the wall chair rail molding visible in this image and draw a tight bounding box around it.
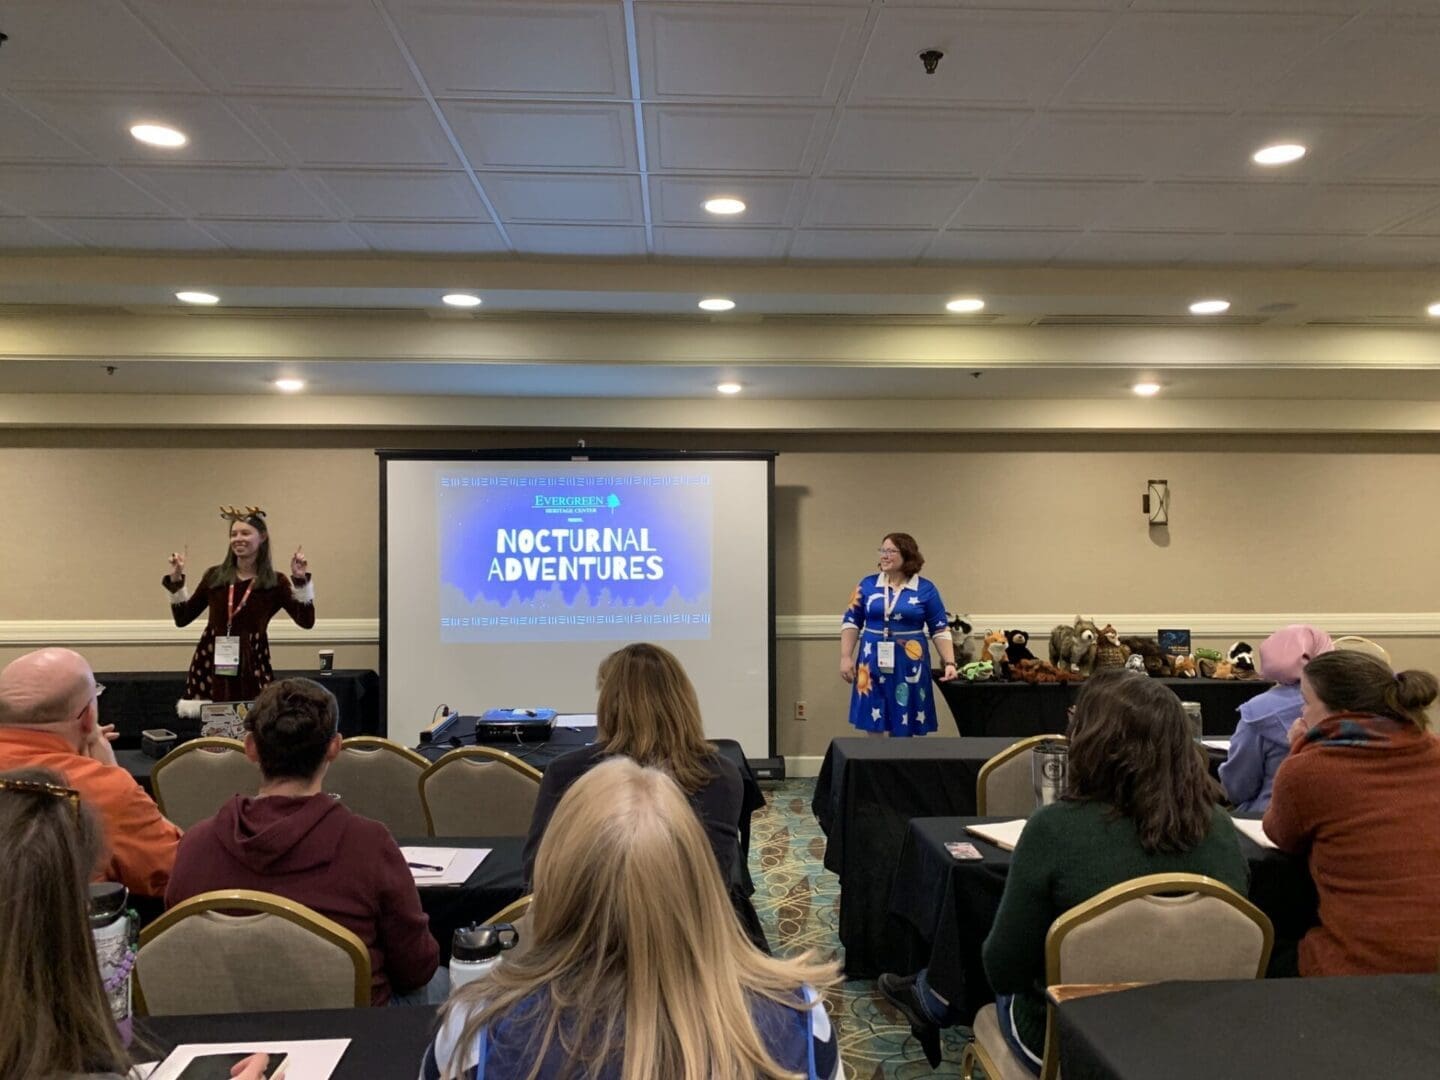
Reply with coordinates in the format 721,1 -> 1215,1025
0,618 -> 378,648
775,614 -> 1440,641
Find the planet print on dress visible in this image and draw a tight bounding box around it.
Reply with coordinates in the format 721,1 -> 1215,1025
904,639 -> 924,661
896,682 -> 909,707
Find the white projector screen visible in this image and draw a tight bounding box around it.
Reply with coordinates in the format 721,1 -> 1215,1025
380,451 -> 776,757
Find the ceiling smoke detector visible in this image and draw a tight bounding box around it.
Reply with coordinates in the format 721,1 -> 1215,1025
919,49 -> 943,75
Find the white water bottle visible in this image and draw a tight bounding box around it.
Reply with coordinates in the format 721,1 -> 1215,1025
450,923 -> 519,989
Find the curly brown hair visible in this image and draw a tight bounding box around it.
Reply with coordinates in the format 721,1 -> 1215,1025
881,532 -> 925,577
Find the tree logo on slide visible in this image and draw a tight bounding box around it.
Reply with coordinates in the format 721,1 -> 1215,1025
606,493 -> 621,513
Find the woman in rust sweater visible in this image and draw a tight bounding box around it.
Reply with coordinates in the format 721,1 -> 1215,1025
1264,650 -> 1440,976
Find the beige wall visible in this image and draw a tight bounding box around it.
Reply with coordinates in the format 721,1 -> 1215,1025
4,429 -> 1439,758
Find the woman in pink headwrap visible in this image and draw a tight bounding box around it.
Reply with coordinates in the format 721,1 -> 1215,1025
1219,624 -> 1333,812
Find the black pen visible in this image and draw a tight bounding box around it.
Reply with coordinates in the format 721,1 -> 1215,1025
407,861 -> 445,872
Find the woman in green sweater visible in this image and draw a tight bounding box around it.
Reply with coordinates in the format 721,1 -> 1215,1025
880,669 -> 1248,1073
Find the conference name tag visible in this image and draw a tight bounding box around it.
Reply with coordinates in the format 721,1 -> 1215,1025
876,640 -> 896,673
214,635 -> 241,676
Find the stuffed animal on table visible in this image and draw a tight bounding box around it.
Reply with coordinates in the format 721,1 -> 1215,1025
983,629 -> 1009,677
1093,624 -> 1130,671
949,613 -> 979,665
1125,653 -> 1147,674
1228,641 -> 1258,677
1121,636 -> 1167,677
1170,654 -> 1198,678
960,660 -> 994,682
1009,658 -> 1080,684
1195,647 -> 1224,663
1199,657 -> 1235,679
1004,629 -> 1036,665
1049,616 -> 1100,676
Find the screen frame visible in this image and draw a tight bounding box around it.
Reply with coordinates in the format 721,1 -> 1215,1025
376,447 -> 778,757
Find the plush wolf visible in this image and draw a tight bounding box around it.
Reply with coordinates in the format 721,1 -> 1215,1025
1049,616 -> 1100,676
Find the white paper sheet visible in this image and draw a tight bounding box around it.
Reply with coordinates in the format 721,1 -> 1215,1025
1231,817 -> 1278,849
402,845 -> 489,885
965,819 -> 1027,851
557,712 -> 598,729
1202,738 -> 1231,750
147,1038 -> 349,1080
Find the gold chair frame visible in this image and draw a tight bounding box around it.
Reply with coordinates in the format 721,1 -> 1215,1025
149,736 -> 251,819
486,893 -> 534,926
975,734 -> 1065,816
419,746 -> 544,836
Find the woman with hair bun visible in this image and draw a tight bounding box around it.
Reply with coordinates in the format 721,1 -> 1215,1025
1264,650 -> 1440,976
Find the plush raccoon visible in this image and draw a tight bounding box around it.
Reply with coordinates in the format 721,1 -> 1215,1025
1049,616 -> 1100,676
948,613 -> 979,664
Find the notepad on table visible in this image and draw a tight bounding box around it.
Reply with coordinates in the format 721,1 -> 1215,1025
1202,738 -> 1231,751
965,819 -> 1028,851
145,1038 -> 349,1080
1230,817 -> 1277,850
401,846 -> 489,885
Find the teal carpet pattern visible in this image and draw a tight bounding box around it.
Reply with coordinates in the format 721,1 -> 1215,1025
750,778 -> 974,1078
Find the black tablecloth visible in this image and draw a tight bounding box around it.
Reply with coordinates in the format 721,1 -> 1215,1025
888,815 -> 1318,1022
409,836 -> 525,962
135,1004 -> 437,1078
936,677 -> 1273,737
1057,975 -> 1440,1080
810,737 -> 1016,976
98,669 -> 382,745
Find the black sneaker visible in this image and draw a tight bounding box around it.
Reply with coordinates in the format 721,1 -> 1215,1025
877,972 -> 943,1068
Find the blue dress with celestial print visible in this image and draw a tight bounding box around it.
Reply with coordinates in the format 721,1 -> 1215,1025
842,573 -> 950,737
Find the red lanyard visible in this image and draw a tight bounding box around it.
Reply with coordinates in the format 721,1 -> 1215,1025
226,581 -> 254,635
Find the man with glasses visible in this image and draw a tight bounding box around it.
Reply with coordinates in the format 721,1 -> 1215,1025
0,647 -> 181,896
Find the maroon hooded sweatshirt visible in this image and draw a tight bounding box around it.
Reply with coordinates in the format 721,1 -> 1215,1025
165,793 -> 438,1005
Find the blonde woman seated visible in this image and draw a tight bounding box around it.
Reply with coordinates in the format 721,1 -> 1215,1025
423,757 -> 841,1080
522,643 -> 744,889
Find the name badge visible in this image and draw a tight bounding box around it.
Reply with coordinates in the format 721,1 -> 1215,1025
214,635 -> 241,676
876,640 -> 896,673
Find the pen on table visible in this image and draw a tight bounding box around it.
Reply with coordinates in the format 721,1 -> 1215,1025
408,861 -> 445,872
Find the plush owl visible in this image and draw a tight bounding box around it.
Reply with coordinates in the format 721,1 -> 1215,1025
1093,624 -> 1130,671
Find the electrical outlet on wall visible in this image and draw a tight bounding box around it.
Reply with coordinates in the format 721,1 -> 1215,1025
794,701 -> 808,721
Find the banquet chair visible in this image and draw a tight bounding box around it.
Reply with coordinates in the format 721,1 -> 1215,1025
150,737 -> 261,829
976,735 -> 1065,817
135,889 -> 371,1015
420,747 -> 543,837
1330,635 -> 1393,665
322,736 -> 431,836
485,894 -> 535,962
961,873 -> 1273,1080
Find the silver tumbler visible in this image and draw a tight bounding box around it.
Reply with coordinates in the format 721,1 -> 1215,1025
1031,740 -> 1069,808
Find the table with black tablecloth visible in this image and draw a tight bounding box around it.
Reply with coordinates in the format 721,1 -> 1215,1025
135,1004 -> 437,1078
936,677 -> 1273,737
408,836 -> 525,961
811,736 -> 1016,976
887,815 -> 1318,1023
1056,975 -> 1440,1080
98,669 -> 382,745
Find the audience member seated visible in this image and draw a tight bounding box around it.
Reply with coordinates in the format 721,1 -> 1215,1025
522,642 -> 743,889
1220,624 -> 1333,812
165,677 -> 440,1006
879,669 -> 1248,1072
1263,650 -> 1440,976
424,757 -> 841,1080
0,647 -> 182,897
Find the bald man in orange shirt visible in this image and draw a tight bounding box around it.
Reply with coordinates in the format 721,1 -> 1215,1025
0,647 -> 182,896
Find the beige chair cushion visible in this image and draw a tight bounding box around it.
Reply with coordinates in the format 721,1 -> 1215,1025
323,744 -> 428,836
153,747 -> 261,829
970,1003 -> 1041,1080
423,757 -> 540,837
1058,893 -> 1266,984
981,749 -> 1040,819
138,910 -> 362,1015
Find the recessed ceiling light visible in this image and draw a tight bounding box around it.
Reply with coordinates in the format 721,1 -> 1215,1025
703,197 -> 746,216
716,382 -> 743,395
130,123 -> 188,148
1427,301 -> 1440,318
945,297 -> 985,313
1252,143 -> 1307,166
442,293 -> 482,308
175,291 -> 219,305
1189,299 -> 1231,315
1132,382 -> 1162,397
698,297 -> 736,312
273,378 -> 305,393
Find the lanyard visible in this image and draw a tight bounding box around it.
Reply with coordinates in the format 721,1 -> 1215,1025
882,578 -> 905,639
226,580 -> 254,635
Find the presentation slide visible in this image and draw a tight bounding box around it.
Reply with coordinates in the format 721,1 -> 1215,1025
382,453 -> 774,756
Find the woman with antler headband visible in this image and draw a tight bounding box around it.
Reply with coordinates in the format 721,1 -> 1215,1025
163,507 -> 315,717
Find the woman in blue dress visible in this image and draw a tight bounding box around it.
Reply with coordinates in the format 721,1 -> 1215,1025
839,532 -> 958,737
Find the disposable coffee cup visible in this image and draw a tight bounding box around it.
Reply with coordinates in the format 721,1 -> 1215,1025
318,649 -> 334,676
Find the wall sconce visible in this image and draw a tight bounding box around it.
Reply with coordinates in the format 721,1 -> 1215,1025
1143,479 -> 1169,527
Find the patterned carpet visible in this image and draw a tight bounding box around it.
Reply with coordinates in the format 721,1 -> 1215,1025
750,778 -> 975,1078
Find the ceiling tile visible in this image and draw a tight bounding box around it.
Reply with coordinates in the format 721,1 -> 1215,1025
637,3 -> 867,103
134,0 -> 419,95
508,225 -> 649,257
824,108 -> 1032,176
42,218 -> 225,251
1053,230 -> 1223,266
204,220 -> 368,251
0,167 -> 171,217
921,228 -> 1079,264
1342,121 -> 1440,182
1381,203 -> 1440,238
952,180 -> 1144,230
0,217 -> 81,249
1127,1 -> 1364,11
1260,14 -> 1440,111
123,167 -> 337,219
789,230 -> 932,262
654,226 -> 791,260
649,176 -> 804,226
388,0 -> 629,99
0,0 -> 204,91
1100,181 -> 1440,234
851,8 -> 1111,107
646,106 -> 830,174
237,98 -> 458,168
443,103 -> 639,171
1057,12 -> 1348,109
1178,233 -> 1353,267
14,92 -> 278,167
802,179 -> 974,229
307,170 -> 487,220
1323,234 -> 1440,268
349,221 -> 509,254
0,100 -> 90,163
485,174 -> 644,225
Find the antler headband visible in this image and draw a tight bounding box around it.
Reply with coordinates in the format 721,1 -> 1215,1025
220,505 -> 267,524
